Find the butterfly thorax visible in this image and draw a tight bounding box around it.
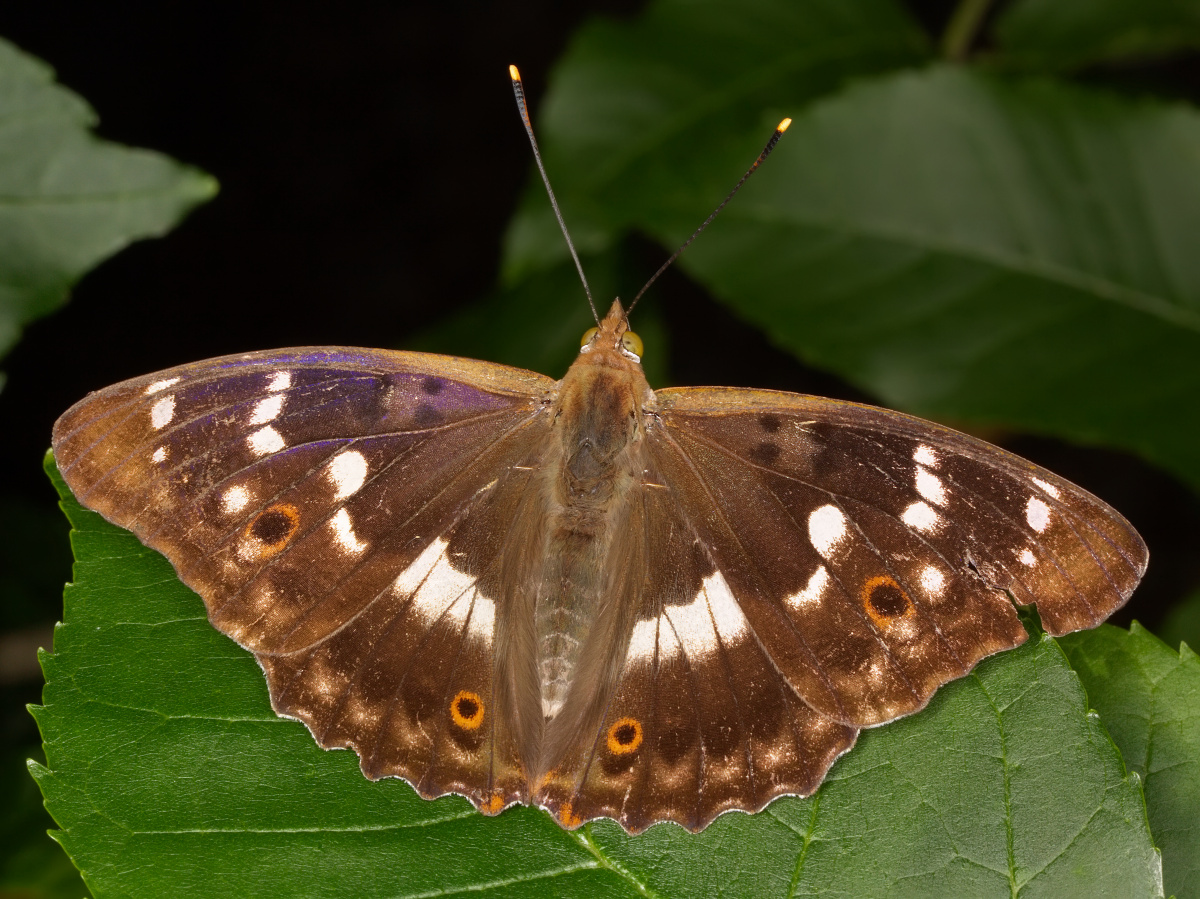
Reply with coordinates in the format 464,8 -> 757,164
530,302 -> 653,740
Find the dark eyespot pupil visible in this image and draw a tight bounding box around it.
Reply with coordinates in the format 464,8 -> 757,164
868,583 -> 908,618
759,414 -> 781,433
457,697 -> 479,718
252,509 -> 292,545
614,723 -> 637,746
421,377 -> 443,395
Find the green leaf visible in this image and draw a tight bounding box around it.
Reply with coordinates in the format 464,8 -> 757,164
1060,623 -> 1200,899
994,0 -> 1200,70
33,456 -> 1162,897
502,0 -> 930,282
2,748 -> 91,899
0,37 -> 216,372
1159,590 -> 1200,655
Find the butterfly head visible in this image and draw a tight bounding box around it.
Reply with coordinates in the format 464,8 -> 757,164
580,299 -> 642,362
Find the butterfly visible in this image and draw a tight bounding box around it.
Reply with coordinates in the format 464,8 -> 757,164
50,69 -> 1147,835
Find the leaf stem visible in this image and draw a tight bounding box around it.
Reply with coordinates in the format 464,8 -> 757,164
941,0 -> 994,62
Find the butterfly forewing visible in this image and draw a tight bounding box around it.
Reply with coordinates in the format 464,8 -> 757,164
53,348 -> 555,809
651,387 -> 1147,728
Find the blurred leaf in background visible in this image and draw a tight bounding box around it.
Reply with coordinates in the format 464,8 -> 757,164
1061,623 -> 1200,898
1160,590 -> 1200,651
0,37 -> 216,387
994,0 -> 1200,71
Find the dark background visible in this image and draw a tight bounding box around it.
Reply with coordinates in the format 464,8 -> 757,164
2,0 -> 1198,797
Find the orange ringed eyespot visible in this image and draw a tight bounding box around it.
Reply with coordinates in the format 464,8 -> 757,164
861,575 -> 912,627
246,502 -> 300,551
606,717 -> 643,755
450,690 -> 485,729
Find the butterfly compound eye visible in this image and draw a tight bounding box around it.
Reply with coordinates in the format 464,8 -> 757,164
621,330 -> 643,357
580,326 -> 599,348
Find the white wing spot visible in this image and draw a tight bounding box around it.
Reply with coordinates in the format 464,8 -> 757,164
901,500 -> 941,534
915,468 -> 947,506
468,596 -> 496,640
444,591 -> 497,642
1019,548 -> 1037,566
703,571 -> 748,643
152,446 -> 167,463
247,426 -> 286,456
150,395 -> 176,430
919,565 -> 945,595
663,592 -> 717,659
222,485 -> 251,515
327,449 -> 369,500
249,393 -> 286,425
657,571 -> 750,661
1032,477 -> 1061,499
787,565 -> 830,610
657,625 -> 683,664
626,617 -> 659,663
268,371 -> 293,392
1026,496 -> 1052,533
393,538 -> 447,596
443,592 -> 474,628
146,377 -> 180,395
808,504 -> 849,559
913,444 -> 938,467
394,538 -> 481,629
330,508 -> 367,554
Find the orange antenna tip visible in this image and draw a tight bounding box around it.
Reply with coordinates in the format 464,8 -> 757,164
628,117 -> 791,313
509,64 -> 521,81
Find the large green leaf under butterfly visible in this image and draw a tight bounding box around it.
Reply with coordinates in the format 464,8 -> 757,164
51,300 -> 1145,833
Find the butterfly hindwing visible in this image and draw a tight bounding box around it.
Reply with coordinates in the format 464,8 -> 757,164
650,387 -> 1147,728
257,457 -> 548,812
533,448 -> 859,833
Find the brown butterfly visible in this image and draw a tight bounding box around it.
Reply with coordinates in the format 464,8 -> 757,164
50,69 -> 1147,834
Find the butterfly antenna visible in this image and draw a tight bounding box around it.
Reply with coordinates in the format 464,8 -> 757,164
627,118 -> 791,315
509,65 -> 599,324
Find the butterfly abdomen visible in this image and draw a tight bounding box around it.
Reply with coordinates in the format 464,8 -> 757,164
523,321 -> 654,775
